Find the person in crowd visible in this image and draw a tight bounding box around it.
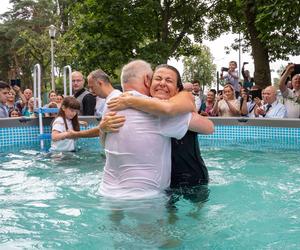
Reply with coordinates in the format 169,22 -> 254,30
47,90 -> 57,104
279,64 -> 300,118
43,90 -> 58,117
9,108 -> 21,117
241,62 -> 254,90
183,82 -> 201,111
47,102 -> 58,118
17,88 -> 33,115
221,61 -> 240,98
72,71 -> 96,115
22,97 -> 37,117
239,87 -> 250,116
0,81 -> 10,118
199,89 -> 216,116
106,63 -> 214,191
6,88 -> 18,114
243,85 -> 262,117
254,86 -> 287,118
56,94 -> 64,109
212,84 -> 240,117
11,85 -> 26,112
50,96 -> 81,152
192,80 -> 202,98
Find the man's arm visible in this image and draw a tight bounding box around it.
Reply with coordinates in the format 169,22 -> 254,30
66,112 -> 126,139
107,91 -> 196,116
279,64 -> 294,94
188,112 -> 214,134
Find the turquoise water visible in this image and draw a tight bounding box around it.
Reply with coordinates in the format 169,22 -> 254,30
0,142 -> 300,249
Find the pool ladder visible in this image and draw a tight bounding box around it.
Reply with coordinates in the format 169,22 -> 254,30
33,64 -> 72,150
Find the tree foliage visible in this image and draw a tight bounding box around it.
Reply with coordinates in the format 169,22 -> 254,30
182,44 -> 216,88
0,0 -> 58,88
207,0 -> 300,87
63,0 -> 214,77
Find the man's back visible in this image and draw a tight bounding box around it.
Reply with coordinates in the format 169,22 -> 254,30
100,91 -> 190,199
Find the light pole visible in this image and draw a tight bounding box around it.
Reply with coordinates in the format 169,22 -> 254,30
49,25 -> 57,91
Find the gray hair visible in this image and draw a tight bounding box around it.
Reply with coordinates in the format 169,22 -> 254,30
121,60 -> 153,85
88,69 -> 111,84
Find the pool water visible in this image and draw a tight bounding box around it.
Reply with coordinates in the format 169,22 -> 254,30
0,142 -> 300,249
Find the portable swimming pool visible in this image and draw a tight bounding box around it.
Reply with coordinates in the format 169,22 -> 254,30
0,117 -> 300,249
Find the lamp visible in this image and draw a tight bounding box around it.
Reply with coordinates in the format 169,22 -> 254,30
49,25 -> 57,90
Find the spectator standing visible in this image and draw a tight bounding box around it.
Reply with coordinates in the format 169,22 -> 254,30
241,62 -> 254,90
221,61 -> 240,98
9,108 -> 21,117
56,94 -> 64,109
23,97 -> 37,117
183,82 -> 201,111
212,84 -> 240,117
279,64 -> 300,118
72,71 -> 96,115
200,90 -> 216,116
17,88 -> 33,115
6,88 -> 18,114
0,81 -> 10,118
255,86 -> 287,118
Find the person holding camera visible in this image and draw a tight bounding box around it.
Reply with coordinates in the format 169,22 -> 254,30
241,62 -> 254,90
221,61 -> 240,98
279,64 -> 300,118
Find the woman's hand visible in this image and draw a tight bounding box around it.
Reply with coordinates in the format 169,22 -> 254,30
107,92 -> 133,111
254,97 -> 262,107
100,111 -> 126,133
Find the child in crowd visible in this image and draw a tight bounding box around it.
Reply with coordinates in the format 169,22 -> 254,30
45,102 -> 58,118
50,96 -> 80,152
9,108 -> 22,117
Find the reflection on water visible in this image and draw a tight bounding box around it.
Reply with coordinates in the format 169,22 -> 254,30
0,145 -> 300,249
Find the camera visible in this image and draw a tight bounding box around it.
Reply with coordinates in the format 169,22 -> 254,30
221,67 -> 229,72
249,89 -> 262,100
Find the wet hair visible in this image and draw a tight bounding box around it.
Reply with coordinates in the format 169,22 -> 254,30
154,64 -> 183,91
0,81 -> 10,90
121,60 -> 153,85
88,69 -> 111,84
57,96 -> 80,131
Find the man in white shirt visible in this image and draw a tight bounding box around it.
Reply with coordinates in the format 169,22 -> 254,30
279,64 -> 300,118
100,60 -> 193,199
255,86 -> 287,118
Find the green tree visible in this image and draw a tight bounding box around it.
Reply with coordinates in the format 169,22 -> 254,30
0,0 -> 58,89
182,44 -> 216,88
207,0 -> 300,88
63,0 -> 216,77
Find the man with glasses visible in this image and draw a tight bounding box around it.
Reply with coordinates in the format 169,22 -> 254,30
72,71 -> 96,115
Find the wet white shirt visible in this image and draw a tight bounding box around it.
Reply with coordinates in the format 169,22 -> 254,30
100,91 -> 191,199
50,117 -> 75,152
